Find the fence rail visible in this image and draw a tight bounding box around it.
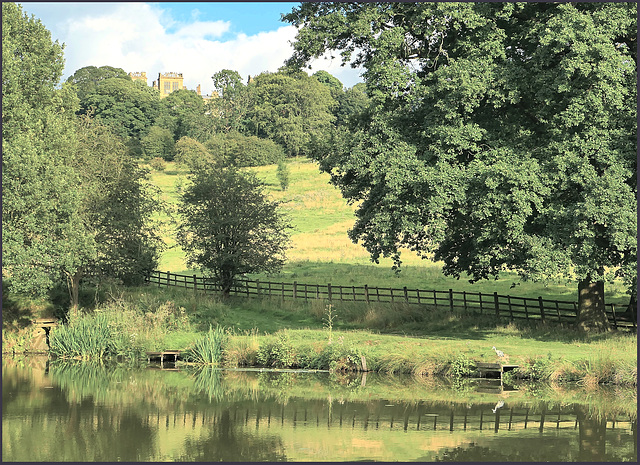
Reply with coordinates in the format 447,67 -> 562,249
144,271 -> 636,330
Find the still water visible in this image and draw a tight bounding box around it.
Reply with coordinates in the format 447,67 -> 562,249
2,357 -> 637,462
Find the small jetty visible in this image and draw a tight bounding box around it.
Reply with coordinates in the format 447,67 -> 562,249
474,362 -> 519,380
146,350 -> 182,365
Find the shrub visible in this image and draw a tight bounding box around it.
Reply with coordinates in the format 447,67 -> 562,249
276,160 -> 290,190
149,157 -> 166,171
141,126 -> 175,161
257,329 -> 296,368
205,132 -> 284,167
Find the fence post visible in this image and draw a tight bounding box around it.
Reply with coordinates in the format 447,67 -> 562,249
494,292 -> 500,317
364,285 -> 370,304
538,297 -> 545,322
256,279 -> 260,296
610,304 -> 618,330
449,289 -> 454,312
463,291 -> 467,311
167,271 -> 171,287
193,274 -> 197,292
404,287 -> 409,303
328,283 -> 332,302
282,282 -> 285,301
293,281 -> 297,300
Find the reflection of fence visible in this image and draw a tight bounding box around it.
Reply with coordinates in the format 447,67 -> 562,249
143,402 -> 636,435
144,271 -> 636,330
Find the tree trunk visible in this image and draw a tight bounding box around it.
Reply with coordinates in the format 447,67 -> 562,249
576,278 -> 610,333
66,268 -> 83,316
576,406 -> 607,461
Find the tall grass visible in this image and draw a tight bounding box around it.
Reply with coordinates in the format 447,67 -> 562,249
49,312 -> 134,360
186,325 -> 227,365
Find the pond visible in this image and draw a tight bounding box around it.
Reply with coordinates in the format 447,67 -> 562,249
2,357 -> 636,462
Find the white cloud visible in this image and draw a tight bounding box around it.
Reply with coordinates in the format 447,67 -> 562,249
22,2 -> 364,96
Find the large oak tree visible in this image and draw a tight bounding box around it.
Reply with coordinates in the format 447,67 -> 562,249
284,2 -> 637,331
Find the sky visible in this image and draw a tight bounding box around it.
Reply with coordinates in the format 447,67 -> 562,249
21,2 -> 364,95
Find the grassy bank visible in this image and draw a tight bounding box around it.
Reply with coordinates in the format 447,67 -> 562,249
3,284 -> 635,387
148,158 -> 630,305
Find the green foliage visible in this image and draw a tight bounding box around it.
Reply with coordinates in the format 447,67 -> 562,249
49,311 -> 134,360
149,157 -> 167,171
312,70 -> 344,97
161,89 -> 211,141
187,325 -> 227,365
79,77 -> 161,140
2,3 -> 89,297
210,69 -> 250,134
284,2 -> 637,329
246,71 -> 336,157
66,65 -> 131,102
174,136 -> 216,171
205,131 -> 284,167
73,116 -> 162,289
141,125 -> 175,161
177,167 -> 292,295
276,160 -> 290,190
449,354 -> 474,379
257,329 -> 296,368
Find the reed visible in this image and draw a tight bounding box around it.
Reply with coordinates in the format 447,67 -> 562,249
186,325 -> 227,365
49,312 -> 132,360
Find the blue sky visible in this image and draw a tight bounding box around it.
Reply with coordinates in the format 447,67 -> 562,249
21,2 -> 363,94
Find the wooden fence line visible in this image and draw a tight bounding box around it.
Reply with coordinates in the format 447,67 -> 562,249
144,271 -> 636,330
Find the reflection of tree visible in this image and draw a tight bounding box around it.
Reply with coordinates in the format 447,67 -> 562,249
432,440 -> 574,462
179,408 -> 287,461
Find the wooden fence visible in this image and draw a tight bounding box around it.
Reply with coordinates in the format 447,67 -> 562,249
144,271 -> 636,330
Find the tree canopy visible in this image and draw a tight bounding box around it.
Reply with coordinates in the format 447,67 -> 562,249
177,167 -> 292,295
2,2 -> 88,296
283,2 -> 637,330
66,65 -> 131,101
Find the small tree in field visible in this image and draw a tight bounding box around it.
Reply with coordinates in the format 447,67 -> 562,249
276,159 -> 290,191
177,167 -> 292,296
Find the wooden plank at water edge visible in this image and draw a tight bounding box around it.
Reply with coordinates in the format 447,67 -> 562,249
146,350 -> 181,363
32,318 -> 58,328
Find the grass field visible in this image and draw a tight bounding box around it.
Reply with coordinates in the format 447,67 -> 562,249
147,158 -> 630,305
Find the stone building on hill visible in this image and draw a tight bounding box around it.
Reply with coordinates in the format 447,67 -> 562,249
128,70 -> 212,100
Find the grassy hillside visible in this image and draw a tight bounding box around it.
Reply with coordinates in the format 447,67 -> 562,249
147,158 -> 630,305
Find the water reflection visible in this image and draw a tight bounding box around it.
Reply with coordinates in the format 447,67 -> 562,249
2,357 -> 636,462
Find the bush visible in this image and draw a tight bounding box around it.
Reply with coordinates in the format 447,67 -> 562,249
276,160 -> 290,190
141,126 -> 175,161
174,136 -> 216,171
205,132 -> 284,167
149,157 -> 166,171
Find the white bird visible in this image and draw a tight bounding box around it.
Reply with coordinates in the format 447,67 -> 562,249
492,400 -> 505,413
492,346 -> 506,358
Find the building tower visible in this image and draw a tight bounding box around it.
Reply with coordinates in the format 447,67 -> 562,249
128,71 -> 147,84
153,72 -> 185,98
